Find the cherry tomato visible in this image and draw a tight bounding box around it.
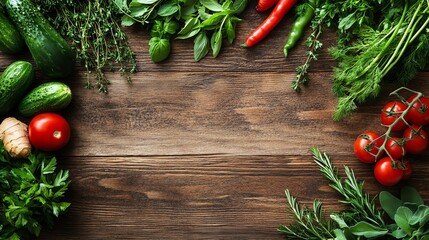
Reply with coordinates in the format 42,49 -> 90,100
28,113 -> 71,151
353,132 -> 383,163
380,101 -> 408,131
385,137 -> 406,160
402,160 -> 413,180
403,125 -> 428,154
374,157 -> 403,186
406,94 -> 429,126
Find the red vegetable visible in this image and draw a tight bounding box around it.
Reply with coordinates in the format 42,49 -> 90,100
256,0 -> 279,12
353,131 -> 383,163
374,157 -> 403,186
243,0 -> 297,48
28,113 -> 71,152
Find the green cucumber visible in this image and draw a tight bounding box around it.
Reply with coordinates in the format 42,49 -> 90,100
19,82 -> 72,117
0,7 -> 24,54
0,61 -> 34,116
6,0 -> 74,78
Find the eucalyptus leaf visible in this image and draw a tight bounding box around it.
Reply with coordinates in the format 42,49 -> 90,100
394,206 -> 413,235
194,32 -> 209,61
401,186 -> 424,206
149,37 -> 171,62
380,190 -> 403,220
199,0 -> 223,12
349,221 -> 388,238
210,28 -> 222,58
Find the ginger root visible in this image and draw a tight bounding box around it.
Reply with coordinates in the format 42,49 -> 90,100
0,117 -> 31,158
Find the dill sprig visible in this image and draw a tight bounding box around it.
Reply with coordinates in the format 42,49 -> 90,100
33,0 -> 137,93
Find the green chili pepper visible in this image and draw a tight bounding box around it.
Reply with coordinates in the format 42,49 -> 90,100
283,0 -> 315,58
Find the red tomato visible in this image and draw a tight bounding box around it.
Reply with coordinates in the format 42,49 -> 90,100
28,113 -> 71,151
403,125 -> 428,154
381,101 -> 408,131
353,132 -> 383,163
402,160 -> 413,180
406,94 -> 429,126
385,137 -> 406,160
374,157 -> 404,186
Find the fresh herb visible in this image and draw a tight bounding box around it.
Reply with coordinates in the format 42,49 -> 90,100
293,0 -> 429,120
0,141 -> 71,239
32,0 -> 137,93
279,147 -> 429,239
115,0 -> 248,62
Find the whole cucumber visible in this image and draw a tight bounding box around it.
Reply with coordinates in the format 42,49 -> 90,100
0,7 -> 25,54
6,0 -> 74,78
0,61 -> 34,116
18,82 -> 72,117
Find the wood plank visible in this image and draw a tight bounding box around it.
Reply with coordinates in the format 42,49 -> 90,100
40,155 -> 429,239
59,71 -> 429,157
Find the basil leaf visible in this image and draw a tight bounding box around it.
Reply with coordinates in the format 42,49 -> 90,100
149,37 -> 171,62
349,221 -> 388,238
164,21 -> 180,34
379,190 -> 403,220
121,15 -> 136,26
200,12 -> 226,28
177,18 -> 199,36
158,0 -> 179,16
199,0 -> 223,12
194,32 -> 209,61
210,28 -> 222,58
231,0 -> 248,14
401,186 -> 424,206
129,3 -> 149,17
134,0 -> 159,4
151,20 -> 164,38
114,0 -> 128,9
225,18 -> 235,44
177,28 -> 201,39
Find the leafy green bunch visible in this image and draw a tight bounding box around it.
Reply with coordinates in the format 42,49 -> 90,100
114,0 -> 248,62
0,141 -> 71,239
279,148 -> 429,239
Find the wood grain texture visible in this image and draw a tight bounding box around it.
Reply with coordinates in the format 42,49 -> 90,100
0,4 -> 428,240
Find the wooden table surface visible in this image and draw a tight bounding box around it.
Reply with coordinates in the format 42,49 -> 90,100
1,4 -> 429,240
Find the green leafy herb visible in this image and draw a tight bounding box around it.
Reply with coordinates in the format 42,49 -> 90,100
115,0 -> 247,62
32,0 -> 137,93
279,147 -> 429,239
0,141 -> 71,239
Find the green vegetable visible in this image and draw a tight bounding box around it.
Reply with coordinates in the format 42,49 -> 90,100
283,0 -> 315,58
31,0 -> 137,93
279,147 -> 429,239
18,82 -> 72,118
6,0 -> 74,79
115,0 -> 248,62
0,61 -> 34,116
0,7 -> 24,54
0,141 -> 71,239
292,0 -> 429,120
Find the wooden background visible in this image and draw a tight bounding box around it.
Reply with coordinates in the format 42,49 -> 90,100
1,3 -> 429,240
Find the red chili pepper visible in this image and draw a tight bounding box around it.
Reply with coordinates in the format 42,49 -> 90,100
243,0 -> 298,48
256,0 -> 280,12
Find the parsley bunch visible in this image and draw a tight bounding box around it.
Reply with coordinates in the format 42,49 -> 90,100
0,141 -> 71,239
114,0 -> 248,62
